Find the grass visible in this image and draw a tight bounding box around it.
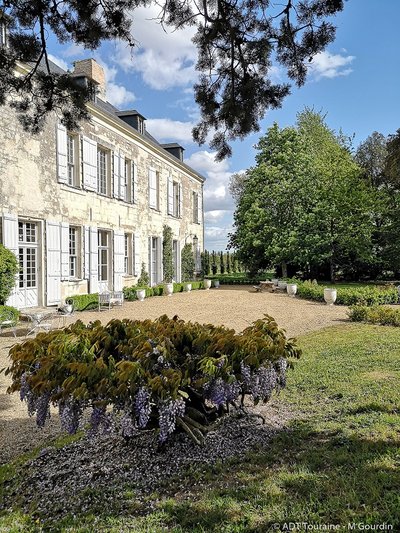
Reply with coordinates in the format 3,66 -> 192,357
1,324 -> 399,532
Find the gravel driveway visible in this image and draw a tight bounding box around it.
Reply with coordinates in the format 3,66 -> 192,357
0,286 -> 350,463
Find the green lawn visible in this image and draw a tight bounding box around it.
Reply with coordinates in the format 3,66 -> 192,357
1,324 -> 399,532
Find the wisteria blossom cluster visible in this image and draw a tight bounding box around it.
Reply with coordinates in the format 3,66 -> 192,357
7,315 -> 300,444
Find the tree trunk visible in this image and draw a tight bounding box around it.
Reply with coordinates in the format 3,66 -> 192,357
281,261 -> 288,278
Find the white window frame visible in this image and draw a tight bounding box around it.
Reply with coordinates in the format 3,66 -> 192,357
149,168 -> 160,210
67,134 -> 80,187
124,233 -> 134,275
97,147 -> 110,196
69,226 -> 81,279
98,230 -> 110,282
193,191 -> 199,223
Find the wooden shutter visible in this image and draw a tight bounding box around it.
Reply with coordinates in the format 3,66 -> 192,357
82,136 -> 97,191
89,227 -> 98,293
56,123 -> 68,184
167,177 -> 173,215
113,230 -> 125,291
119,154 -> 126,199
149,169 -> 157,208
113,151 -> 120,198
197,191 -> 202,224
60,223 -> 69,279
46,221 -> 61,305
134,233 -> 140,276
179,183 -> 183,218
84,226 -> 90,280
2,213 -> 19,307
132,162 -> 138,203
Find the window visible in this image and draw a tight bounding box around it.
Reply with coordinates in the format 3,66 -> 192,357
97,147 -> 108,195
98,230 -> 110,281
192,192 -> 199,223
123,159 -> 131,202
18,221 -> 38,290
173,182 -> 179,217
0,21 -> 7,47
124,233 -> 134,275
67,134 -> 78,186
69,227 -> 80,278
149,168 -> 159,210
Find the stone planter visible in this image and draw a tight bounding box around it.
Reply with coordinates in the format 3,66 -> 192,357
165,283 -> 174,296
136,289 -> 146,302
213,280 -> 220,288
203,279 -> 212,290
184,282 -> 192,292
324,288 -> 337,305
278,281 -> 287,290
286,283 -> 297,297
271,278 -> 279,286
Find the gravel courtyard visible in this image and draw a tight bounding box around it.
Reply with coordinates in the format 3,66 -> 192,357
0,286 -> 350,463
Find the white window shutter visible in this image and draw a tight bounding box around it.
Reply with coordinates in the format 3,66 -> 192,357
179,183 -> 183,218
46,221 -> 61,305
149,169 -> 157,208
60,223 -> 69,279
82,137 -> 97,191
132,162 -> 138,203
157,236 -> 163,285
167,177 -> 173,215
119,154 -> 126,199
113,230 -> 125,292
148,236 -> 152,286
2,213 -> 19,307
177,241 -> 181,283
134,233 -> 140,276
89,227 -> 98,293
197,192 -> 202,224
84,226 -> 90,280
56,123 -> 68,184
113,151 -> 120,198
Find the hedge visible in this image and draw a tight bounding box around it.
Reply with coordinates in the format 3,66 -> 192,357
67,293 -> 98,311
123,281 -> 203,301
0,305 -> 19,324
348,305 -> 400,326
6,315 -> 300,444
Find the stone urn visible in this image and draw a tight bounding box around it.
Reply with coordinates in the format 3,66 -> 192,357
278,281 -> 287,290
324,288 -> 337,305
203,279 -> 212,290
136,289 -> 146,302
184,282 -> 192,292
165,283 -> 174,296
271,278 -> 279,286
213,280 -> 220,288
286,283 -> 297,297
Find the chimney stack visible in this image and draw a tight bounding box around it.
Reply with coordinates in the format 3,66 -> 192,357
73,58 -> 106,101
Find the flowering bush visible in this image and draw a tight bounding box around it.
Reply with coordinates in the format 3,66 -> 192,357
6,315 -> 300,444
348,305 -> 400,326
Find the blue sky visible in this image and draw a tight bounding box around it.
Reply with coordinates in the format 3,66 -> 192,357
47,0 -> 400,251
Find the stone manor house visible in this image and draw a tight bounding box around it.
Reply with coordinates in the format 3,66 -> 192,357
0,57 -> 204,309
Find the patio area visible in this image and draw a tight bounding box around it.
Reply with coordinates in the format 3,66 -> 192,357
0,286 -> 350,463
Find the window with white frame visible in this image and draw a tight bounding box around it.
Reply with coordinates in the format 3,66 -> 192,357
192,191 -> 199,223
69,226 -> 80,278
123,159 -> 131,202
173,181 -> 180,217
67,134 -> 79,187
124,233 -> 134,275
97,147 -> 109,195
98,230 -> 110,281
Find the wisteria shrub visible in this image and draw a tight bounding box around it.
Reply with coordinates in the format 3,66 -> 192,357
6,315 -> 300,444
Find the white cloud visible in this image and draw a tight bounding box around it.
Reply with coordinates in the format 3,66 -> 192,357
62,43 -> 86,58
146,118 -> 195,144
309,51 -> 355,80
114,5 -> 197,90
48,54 -> 69,71
204,210 -> 230,223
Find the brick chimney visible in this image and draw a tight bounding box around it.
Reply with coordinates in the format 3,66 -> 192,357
72,58 -> 106,100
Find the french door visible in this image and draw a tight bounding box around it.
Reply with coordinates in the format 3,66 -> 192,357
18,221 -> 39,308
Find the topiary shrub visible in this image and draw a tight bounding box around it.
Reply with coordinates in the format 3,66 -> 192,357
0,244 -> 19,305
7,315 -> 300,445
67,293 -> 98,311
137,263 -> 150,287
181,243 -> 195,282
162,225 -> 174,283
0,305 -> 19,324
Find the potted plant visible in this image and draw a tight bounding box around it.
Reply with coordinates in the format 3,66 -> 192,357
286,283 -> 297,297
203,279 -> 212,290
271,278 -> 279,286
213,280 -> 220,288
278,280 -> 287,290
184,282 -> 192,292
136,288 -> 146,302
324,288 -> 337,305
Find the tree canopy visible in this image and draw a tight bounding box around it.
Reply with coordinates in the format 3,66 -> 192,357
229,110 -> 377,281
0,0 -> 344,159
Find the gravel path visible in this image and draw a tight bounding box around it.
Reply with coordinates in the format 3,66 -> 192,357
0,286 -> 350,464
